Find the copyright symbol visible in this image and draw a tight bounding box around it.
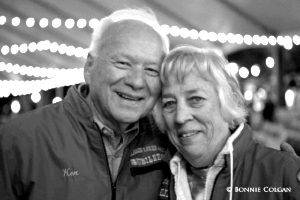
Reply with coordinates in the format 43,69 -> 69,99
226,187 -> 232,192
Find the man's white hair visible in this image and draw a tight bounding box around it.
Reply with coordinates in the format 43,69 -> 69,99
88,8 -> 170,55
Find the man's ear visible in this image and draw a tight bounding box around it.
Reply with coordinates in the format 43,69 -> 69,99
84,53 -> 95,83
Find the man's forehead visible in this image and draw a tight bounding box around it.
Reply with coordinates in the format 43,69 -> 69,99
99,21 -> 166,59
104,20 -> 160,38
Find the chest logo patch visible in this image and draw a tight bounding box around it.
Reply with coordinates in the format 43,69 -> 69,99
130,145 -> 166,167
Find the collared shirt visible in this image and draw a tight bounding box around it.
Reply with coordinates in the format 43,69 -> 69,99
79,85 -> 139,182
94,116 -> 139,182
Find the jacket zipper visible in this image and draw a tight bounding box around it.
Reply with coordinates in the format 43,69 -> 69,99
94,122 -> 116,200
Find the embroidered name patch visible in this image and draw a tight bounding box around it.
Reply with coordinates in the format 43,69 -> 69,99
62,168 -> 79,177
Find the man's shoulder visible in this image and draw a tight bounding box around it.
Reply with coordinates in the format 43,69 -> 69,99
252,142 -> 300,170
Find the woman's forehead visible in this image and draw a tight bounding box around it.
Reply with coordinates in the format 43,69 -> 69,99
162,71 -> 214,93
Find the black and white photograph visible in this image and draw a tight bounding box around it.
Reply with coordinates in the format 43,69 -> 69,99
0,0 -> 300,199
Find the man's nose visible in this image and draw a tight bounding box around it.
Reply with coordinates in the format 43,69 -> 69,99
175,102 -> 193,125
125,67 -> 145,90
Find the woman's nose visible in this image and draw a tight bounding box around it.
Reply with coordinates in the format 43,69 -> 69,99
175,102 -> 193,125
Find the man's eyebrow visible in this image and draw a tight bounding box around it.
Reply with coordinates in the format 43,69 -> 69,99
112,52 -> 162,65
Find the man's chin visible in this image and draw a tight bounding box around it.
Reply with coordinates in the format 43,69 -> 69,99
115,113 -> 141,124
112,106 -> 150,124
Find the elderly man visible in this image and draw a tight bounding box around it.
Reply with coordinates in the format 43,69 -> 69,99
0,8 -> 172,200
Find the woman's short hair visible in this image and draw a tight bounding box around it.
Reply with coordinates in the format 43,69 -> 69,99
160,45 -> 248,129
88,8 -> 169,56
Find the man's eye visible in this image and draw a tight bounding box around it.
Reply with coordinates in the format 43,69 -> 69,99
113,61 -> 131,69
145,68 -> 159,77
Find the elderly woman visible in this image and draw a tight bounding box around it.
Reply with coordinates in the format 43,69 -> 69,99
158,46 -> 300,200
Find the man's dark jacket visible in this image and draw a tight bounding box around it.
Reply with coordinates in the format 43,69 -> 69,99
0,85 -> 172,200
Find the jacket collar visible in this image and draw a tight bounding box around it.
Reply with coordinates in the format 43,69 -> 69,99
229,123 -> 254,161
63,84 -> 95,124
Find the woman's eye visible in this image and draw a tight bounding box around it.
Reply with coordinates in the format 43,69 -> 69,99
145,68 -> 159,77
189,96 -> 204,104
162,100 -> 176,111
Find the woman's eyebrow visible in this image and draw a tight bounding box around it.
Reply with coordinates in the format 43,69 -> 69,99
162,93 -> 174,99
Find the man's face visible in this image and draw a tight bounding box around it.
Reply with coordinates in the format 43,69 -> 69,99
85,21 -> 165,130
162,70 -> 230,168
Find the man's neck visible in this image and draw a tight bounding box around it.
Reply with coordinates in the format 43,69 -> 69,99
86,94 -> 130,134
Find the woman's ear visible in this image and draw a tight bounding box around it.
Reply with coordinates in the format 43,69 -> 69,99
84,53 -> 94,84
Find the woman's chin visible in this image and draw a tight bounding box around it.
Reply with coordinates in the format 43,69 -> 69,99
182,151 -> 212,168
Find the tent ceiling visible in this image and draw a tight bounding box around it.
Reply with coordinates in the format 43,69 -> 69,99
1,0 -> 300,81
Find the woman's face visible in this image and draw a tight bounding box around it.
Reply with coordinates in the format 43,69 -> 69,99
161,70 -> 230,168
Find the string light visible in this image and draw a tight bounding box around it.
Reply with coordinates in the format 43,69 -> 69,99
199,30 -> 209,41
293,35 -> 300,45
11,99 -> 21,113
0,16 -> 7,25
1,45 -> 10,55
268,36 -> 277,46
0,57 -> 272,97
88,18 -> 99,29
31,91 -> 41,103
19,43 -> 28,53
26,17 -> 35,27
1,15 -> 299,48
0,15 -> 299,97
257,88 -> 267,100
10,44 -> 19,55
0,40 -> 88,58
239,67 -> 249,79
160,24 -> 170,35
0,61 -> 83,78
169,26 -> 180,37
226,33 -> 235,43
11,17 -> 20,26
217,33 -> 227,43
77,19 -> 87,29
189,29 -> 199,40
244,90 -> 253,101
52,18 -> 62,28
39,18 -> 49,28
0,71 -> 84,97
28,42 -> 37,52
250,64 -> 261,77
266,57 -> 275,68
285,89 -> 296,108
52,96 -> 62,104
65,18 -> 75,29
225,62 -> 239,76
244,35 -> 253,45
